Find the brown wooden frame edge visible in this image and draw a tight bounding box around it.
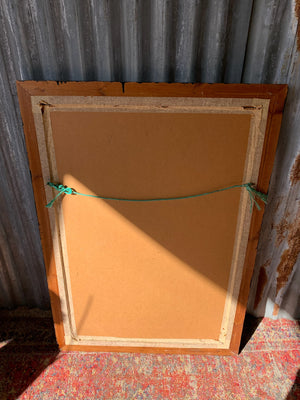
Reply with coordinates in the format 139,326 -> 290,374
61,345 -> 235,355
16,81 -> 288,355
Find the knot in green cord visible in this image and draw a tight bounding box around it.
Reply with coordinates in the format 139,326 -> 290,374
56,184 -> 73,195
45,182 -> 75,208
244,183 -> 268,211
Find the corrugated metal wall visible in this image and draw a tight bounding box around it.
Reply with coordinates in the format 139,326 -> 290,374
0,0 -> 299,318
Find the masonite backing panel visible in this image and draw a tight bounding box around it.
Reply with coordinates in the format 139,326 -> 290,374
50,112 -> 250,198
48,109 -> 251,341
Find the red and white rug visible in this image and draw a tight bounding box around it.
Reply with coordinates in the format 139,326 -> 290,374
0,310 -> 299,399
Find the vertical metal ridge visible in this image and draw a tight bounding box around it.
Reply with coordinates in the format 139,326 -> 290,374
146,0 -> 176,82
242,0 -> 297,83
223,0 -> 254,83
89,0 -> 114,81
174,0 -> 201,82
120,0 -> 141,81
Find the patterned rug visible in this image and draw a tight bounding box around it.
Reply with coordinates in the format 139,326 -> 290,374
0,309 -> 299,400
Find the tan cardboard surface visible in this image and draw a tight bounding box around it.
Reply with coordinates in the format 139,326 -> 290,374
50,111 -> 250,339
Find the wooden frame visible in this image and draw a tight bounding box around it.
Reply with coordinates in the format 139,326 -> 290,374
17,82 -> 287,354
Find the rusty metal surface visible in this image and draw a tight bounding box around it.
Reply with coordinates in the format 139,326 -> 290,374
0,0 -> 299,318
247,47 -> 300,319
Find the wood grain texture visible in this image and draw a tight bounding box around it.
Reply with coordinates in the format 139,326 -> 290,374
229,86 -> 287,353
17,81 -> 287,101
61,344 -> 234,355
17,82 -> 287,354
16,82 -> 65,348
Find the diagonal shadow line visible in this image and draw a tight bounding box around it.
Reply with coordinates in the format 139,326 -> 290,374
50,109 -> 253,297
286,369 -> 300,400
0,303 -> 59,400
239,313 -> 263,353
285,320 -> 300,399
45,109 -> 257,340
76,295 -> 93,335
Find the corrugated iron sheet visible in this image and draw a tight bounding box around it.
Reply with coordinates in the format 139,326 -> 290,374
0,0 -> 299,318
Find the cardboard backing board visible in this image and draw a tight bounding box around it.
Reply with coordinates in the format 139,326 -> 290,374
17,82 -> 287,354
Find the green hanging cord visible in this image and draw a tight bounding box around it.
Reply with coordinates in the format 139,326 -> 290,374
45,181 -> 267,210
